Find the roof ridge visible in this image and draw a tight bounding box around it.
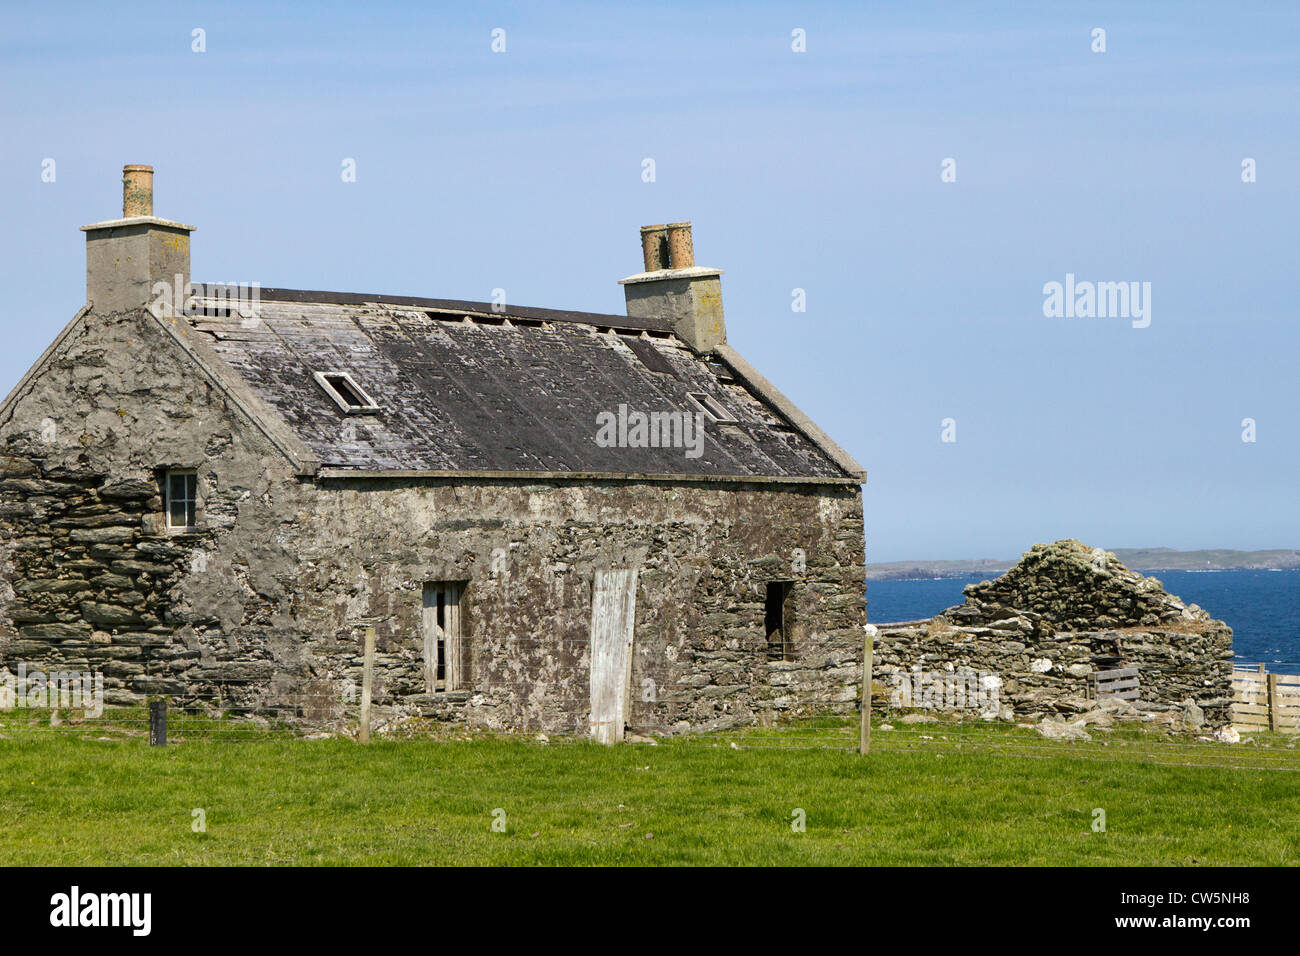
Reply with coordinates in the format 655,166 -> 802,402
194,285 -> 673,333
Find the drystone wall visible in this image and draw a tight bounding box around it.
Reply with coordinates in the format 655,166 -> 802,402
0,307 -> 868,735
872,540 -> 1235,729
0,460 -> 207,706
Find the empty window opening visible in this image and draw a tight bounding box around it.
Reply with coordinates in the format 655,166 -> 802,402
314,371 -> 379,414
765,581 -> 794,661
688,392 -> 735,424
705,357 -> 736,383
165,470 -> 197,531
422,582 -> 466,692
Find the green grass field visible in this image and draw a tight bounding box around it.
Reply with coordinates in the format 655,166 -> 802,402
1,711 -> 1297,865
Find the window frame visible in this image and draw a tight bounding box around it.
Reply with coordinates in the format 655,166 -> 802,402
314,371 -> 380,415
687,391 -> 735,424
422,581 -> 467,693
164,469 -> 198,532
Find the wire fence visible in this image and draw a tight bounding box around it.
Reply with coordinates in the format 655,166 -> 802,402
3,656 -> 1298,773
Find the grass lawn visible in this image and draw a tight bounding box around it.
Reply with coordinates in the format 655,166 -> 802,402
1,711 -> 1297,865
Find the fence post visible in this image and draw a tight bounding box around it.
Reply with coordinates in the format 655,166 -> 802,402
149,699 -> 167,746
359,625 -> 375,744
860,624 -> 876,755
1267,671 -> 1280,733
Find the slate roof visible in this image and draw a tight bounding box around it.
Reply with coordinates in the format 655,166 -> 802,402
188,288 -> 854,482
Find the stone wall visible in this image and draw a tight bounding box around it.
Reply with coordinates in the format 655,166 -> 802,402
0,460 -> 207,705
271,477 -> 864,734
0,307 -> 867,735
872,541 -> 1235,728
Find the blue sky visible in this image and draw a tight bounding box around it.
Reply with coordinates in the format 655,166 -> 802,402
1,1 -> 1296,561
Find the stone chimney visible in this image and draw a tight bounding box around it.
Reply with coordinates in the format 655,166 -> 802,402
80,165 -> 196,314
619,221 -> 725,352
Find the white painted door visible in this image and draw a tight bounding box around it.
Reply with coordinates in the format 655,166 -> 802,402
589,567 -> 638,744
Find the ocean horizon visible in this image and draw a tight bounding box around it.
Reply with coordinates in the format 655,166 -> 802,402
867,567 -> 1300,674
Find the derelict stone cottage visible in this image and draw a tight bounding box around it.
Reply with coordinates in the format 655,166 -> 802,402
0,166 -> 867,740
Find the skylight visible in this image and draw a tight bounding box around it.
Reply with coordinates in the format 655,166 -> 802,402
314,371 -> 379,414
687,392 -> 735,424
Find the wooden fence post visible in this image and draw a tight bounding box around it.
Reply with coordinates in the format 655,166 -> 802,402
860,624 -> 876,755
359,626 -> 375,744
149,699 -> 166,746
1267,671 -> 1280,733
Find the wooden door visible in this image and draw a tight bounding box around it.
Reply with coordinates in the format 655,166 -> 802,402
588,567 -> 638,744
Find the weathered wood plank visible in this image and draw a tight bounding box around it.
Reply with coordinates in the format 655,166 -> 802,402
1098,667 -> 1139,680
589,567 -> 639,744
1098,679 -> 1140,693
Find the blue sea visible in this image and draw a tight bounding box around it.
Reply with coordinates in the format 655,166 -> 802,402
866,568 -> 1300,674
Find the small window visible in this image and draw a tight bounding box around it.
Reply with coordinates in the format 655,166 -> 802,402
423,582 -> 466,692
314,371 -> 379,414
765,581 -> 794,661
165,470 -> 197,531
688,392 -> 735,424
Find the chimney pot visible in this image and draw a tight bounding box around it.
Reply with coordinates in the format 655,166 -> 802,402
665,222 -> 694,268
122,164 -> 154,218
621,221 -> 725,352
639,224 -> 668,272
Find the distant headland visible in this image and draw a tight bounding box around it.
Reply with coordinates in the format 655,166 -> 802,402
866,547 -> 1300,581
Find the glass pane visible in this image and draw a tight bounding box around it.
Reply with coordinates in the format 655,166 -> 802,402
167,472 -> 196,528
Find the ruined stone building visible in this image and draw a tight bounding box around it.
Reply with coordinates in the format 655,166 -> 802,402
873,540 -> 1235,729
0,166 -> 867,740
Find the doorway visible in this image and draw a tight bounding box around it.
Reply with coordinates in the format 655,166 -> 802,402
588,567 -> 639,743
